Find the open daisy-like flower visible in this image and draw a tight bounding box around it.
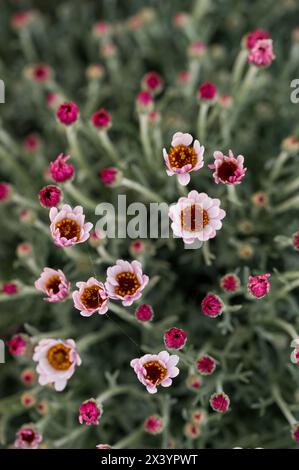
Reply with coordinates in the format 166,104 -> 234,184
49,204 -> 93,247
163,132 -> 204,186
33,338 -> 81,391
72,277 -> 109,316
130,351 -> 179,394
209,150 -> 246,185
14,425 -> 42,449
290,339 -> 299,365
105,260 -> 149,306
169,190 -> 226,244
35,267 -> 70,303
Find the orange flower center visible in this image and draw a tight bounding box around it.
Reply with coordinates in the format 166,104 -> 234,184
55,218 -> 81,240
168,144 -> 197,169
217,161 -> 238,181
45,275 -> 61,294
80,285 -> 104,309
47,343 -> 72,371
115,272 -> 140,297
180,204 -> 209,232
143,360 -> 167,385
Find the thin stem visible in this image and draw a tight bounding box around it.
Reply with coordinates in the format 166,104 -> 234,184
202,241 -> 215,266
63,181 -> 95,211
108,302 -> 152,330
197,103 -> 209,142
122,177 -> 163,203
114,427 -> 144,449
97,385 -> 137,403
98,130 -> 119,163
269,151 -> 289,182
272,385 -> 297,426
139,113 -> 153,166
76,324 -> 117,352
269,318 -> 298,340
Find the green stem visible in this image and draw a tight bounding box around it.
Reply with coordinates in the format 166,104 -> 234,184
272,385 -> 297,426
197,102 -> 209,142
122,177 -> 163,203
63,181 -> 95,211
108,302 -> 152,330
114,427 -> 144,449
98,129 -> 119,163
269,151 -> 289,182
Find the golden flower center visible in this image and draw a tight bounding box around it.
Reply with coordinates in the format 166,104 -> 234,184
143,360 -> 167,385
55,218 -> 81,240
180,204 -> 209,232
218,161 -> 238,181
46,275 -> 61,294
168,144 -> 197,169
115,272 -> 140,297
47,343 -> 72,371
80,285 -> 104,309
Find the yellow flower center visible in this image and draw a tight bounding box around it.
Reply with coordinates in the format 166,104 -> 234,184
80,285 -> 104,309
55,218 -> 81,240
45,275 -> 61,294
47,343 -> 72,371
115,272 -> 140,297
143,360 -> 167,385
180,204 -> 209,232
168,144 -> 197,169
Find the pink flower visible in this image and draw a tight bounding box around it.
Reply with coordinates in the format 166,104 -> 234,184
14,425 -> 42,449
130,350 -> 179,394
49,204 -> 93,247
172,12 -> 190,28
56,101 -> 79,125
163,132 -> 204,186
11,11 -> 36,30
188,41 -> 206,59
24,134 -> 40,152
293,232 -> 299,251
105,260 -> 149,306
2,282 -> 18,294
39,185 -> 62,208
169,190 -> 226,244
219,95 -> 233,109
141,72 -> 163,95
0,182 -> 12,201
21,392 -> 36,408
191,409 -> 206,425
72,277 -> 109,317
251,191 -> 269,208
35,267 -> 70,303
186,374 -> 202,390
247,39 -> 275,67
292,424 -> 299,443
184,422 -> 200,439
196,355 -> 216,375
129,240 -> 146,256
290,339 -> 299,365
247,273 -> 271,298
164,327 -> 187,350
30,64 -> 52,83
7,334 -> 27,356
220,273 -> 240,292
49,153 -> 74,183
135,304 -> 154,322
198,81 -> 217,101
177,70 -> 191,85
245,29 -> 270,50
144,415 -> 164,434
93,21 -> 111,38
210,392 -> 230,413
91,108 -> 112,129
17,242 -> 32,258
21,368 -> 36,385
201,293 -> 224,318
79,399 -> 102,425
46,92 -> 61,108
209,150 -> 246,185
99,167 -> 119,186
33,338 -> 81,391
136,91 -> 154,113
96,444 -> 112,449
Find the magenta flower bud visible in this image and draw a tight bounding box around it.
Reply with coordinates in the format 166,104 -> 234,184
92,21 -> 111,38
293,232 -> 299,251
188,41 -> 206,59
129,240 -> 146,256
136,91 -> 154,113
141,72 -> 163,95
292,424 -> 299,443
91,108 -> 112,129
135,304 -> 154,322
49,153 -> 74,183
245,29 -> 269,50
210,392 -> 230,414
16,242 -> 33,258
20,368 -> 36,385
56,101 -> 79,125
247,39 -> 275,67
11,11 -> 36,30
0,182 -> 12,202
46,92 -> 60,108
2,282 -> 18,295
198,81 -> 217,101
7,334 -> 28,356
164,327 -> 187,350
186,374 -> 202,390
220,273 -> 240,292
14,426 -> 42,449
79,399 -> 102,426
201,293 -> 224,318
247,273 -> 271,299
196,355 -> 216,375
21,392 -> 36,408
29,64 -> 52,83
24,134 -> 40,152
39,185 -> 62,208
99,167 -> 119,186
144,415 -> 164,434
